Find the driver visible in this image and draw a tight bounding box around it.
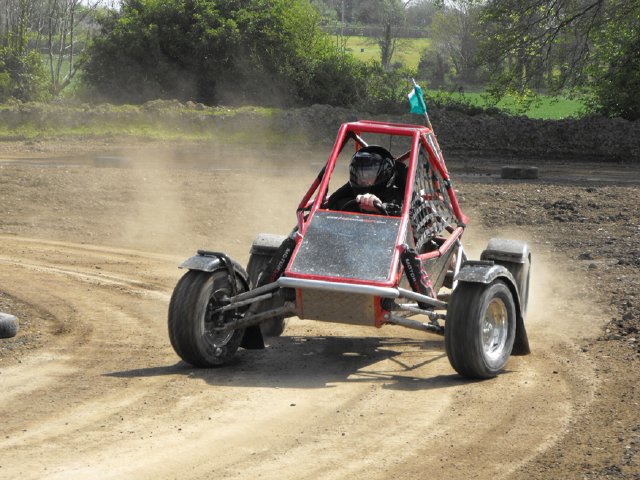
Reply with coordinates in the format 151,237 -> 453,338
258,146 -> 404,289
327,145 -> 436,306
326,145 -> 405,216
259,145 -> 436,307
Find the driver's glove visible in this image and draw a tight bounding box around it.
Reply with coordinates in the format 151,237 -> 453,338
356,193 -> 382,212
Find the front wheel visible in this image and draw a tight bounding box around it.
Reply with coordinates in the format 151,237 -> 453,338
445,280 -> 516,379
168,269 -> 246,367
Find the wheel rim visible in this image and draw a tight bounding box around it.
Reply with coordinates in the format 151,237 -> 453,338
205,322 -> 234,347
482,298 -> 509,361
201,283 -> 235,349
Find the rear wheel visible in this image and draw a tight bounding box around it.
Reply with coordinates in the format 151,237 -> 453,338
168,269 -> 246,367
445,280 -> 516,379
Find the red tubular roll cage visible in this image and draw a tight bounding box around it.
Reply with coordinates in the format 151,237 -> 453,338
288,120 -> 468,290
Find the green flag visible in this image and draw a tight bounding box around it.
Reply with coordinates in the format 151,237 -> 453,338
407,82 -> 427,115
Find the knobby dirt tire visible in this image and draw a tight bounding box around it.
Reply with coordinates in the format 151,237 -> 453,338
168,270 -> 246,367
445,280 -> 516,379
246,251 -> 287,338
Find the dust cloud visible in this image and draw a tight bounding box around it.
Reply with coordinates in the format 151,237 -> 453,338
463,223 -> 604,345
101,146 -> 319,263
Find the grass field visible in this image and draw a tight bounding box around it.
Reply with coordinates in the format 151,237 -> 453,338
342,35 -> 430,67
430,90 -> 587,120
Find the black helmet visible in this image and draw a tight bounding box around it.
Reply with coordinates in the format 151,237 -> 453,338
349,146 -> 395,194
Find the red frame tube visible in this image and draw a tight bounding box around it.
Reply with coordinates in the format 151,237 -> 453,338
419,227 -> 464,260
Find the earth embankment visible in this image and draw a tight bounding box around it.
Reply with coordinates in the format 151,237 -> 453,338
2,101 -> 639,161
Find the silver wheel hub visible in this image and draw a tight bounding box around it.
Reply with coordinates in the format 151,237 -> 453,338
482,298 -> 508,361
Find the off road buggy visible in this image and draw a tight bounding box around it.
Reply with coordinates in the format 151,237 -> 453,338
168,120 -> 531,379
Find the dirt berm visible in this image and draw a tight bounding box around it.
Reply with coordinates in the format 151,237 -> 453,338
2,101 -> 639,161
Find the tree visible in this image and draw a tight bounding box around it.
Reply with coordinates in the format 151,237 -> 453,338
0,0 -> 49,101
42,0 -> 106,95
428,0 -> 483,86
351,0 -> 416,71
417,47 -> 448,89
478,0 -> 640,119
83,0 -> 241,103
82,0 -> 368,106
585,2 -> 640,119
0,0 -> 109,100
379,0 -> 403,70
405,0 -> 438,29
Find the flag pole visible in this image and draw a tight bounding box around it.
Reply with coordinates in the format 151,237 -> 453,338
410,78 -> 446,165
412,78 -> 433,131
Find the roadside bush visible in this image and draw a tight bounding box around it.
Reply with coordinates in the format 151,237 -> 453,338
301,53 -> 370,107
584,9 -> 640,121
0,47 -> 50,102
82,0 -> 369,108
417,47 -> 449,90
362,64 -> 417,114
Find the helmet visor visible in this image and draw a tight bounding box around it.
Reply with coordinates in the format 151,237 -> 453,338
351,154 -> 383,188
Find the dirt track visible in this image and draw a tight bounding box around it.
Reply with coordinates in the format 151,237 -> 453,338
0,145 -> 639,479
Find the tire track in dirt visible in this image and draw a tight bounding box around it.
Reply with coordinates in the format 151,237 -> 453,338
0,233 -> 603,480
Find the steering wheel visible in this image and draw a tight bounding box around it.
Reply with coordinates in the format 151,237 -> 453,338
341,199 -> 389,215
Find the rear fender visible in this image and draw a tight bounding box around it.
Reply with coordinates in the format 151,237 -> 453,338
250,233 -> 288,256
456,261 -> 530,355
480,238 -> 530,264
481,239 -> 531,318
